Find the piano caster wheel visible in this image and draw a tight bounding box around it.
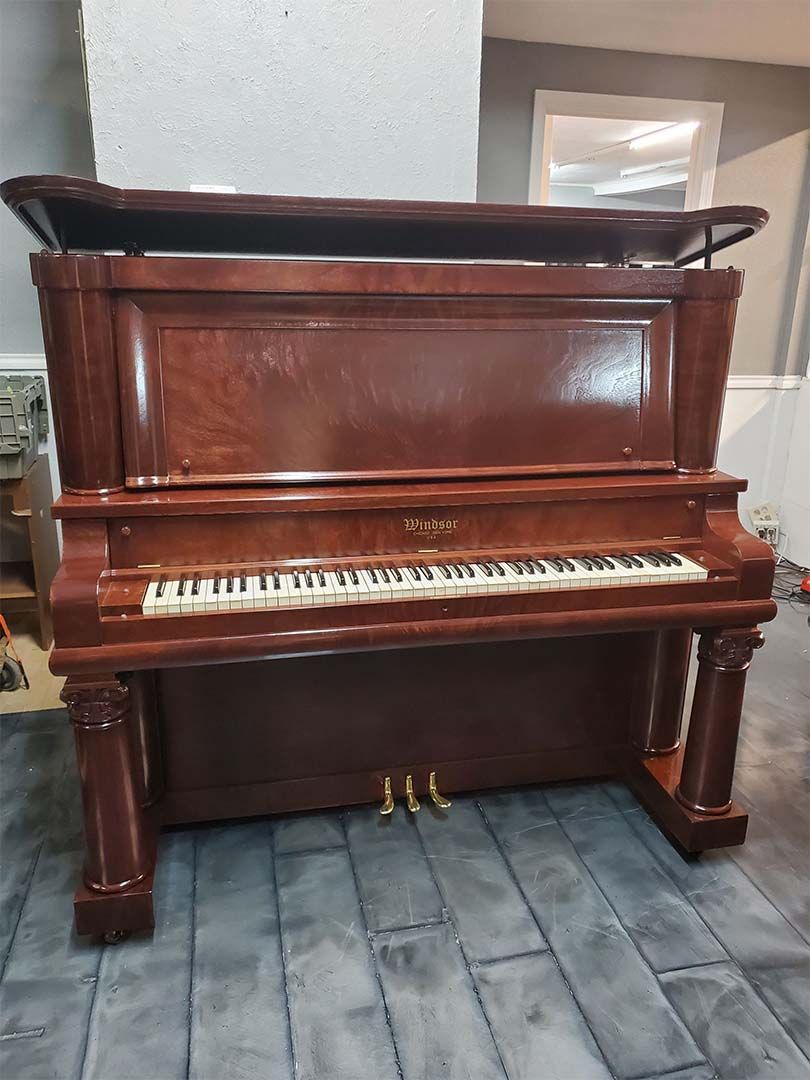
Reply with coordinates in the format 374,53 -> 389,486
380,776 -> 395,816
405,774 -> 421,813
102,929 -> 130,945
428,772 -> 452,809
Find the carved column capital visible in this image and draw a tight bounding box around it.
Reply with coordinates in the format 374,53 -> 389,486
61,676 -> 130,729
697,627 -> 765,671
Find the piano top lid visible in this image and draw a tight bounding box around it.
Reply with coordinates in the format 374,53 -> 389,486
1,173 -> 768,267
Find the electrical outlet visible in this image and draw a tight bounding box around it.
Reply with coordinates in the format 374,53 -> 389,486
748,503 -> 780,548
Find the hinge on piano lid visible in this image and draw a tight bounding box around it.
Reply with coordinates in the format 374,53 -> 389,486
123,241 -> 145,256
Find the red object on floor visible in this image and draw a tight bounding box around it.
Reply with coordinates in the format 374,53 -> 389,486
800,575 -> 810,594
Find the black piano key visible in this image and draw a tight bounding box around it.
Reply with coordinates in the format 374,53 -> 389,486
577,557 -> 594,571
508,561 -> 524,575
259,571 -> 267,591
520,560 -> 536,574
348,567 -> 359,586
422,565 -> 434,580
380,567 -> 390,584
226,574 -> 234,593
337,569 -> 346,586
240,572 -> 247,592
665,551 -> 682,566
561,558 -> 577,572
273,570 -> 280,590
305,569 -> 313,588
493,562 -> 506,576
482,563 -> 494,577
317,569 -> 326,586
547,557 -> 564,572
589,556 -> 605,569
177,574 -> 187,596
530,559 -> 547,574
654,551 -> 674,566
191,574 -> 201,595
613,555 -> 632,569
392,568 -> 403,582
156,575 -> 167,598
451,565 -> 463,579
461,563 -> 474,578
600,556 -> 615,569
625,554 -> 644,568
293,571 -> 301,588
213,575 -> 221,595
641,552 -> 661,567
407,567 -> 421,582
368,567 -> 378,584
439,565 -> 452,579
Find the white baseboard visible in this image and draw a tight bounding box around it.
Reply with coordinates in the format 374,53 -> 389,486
1,353 -> 48,373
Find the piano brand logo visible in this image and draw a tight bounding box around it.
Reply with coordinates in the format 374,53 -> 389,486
404,516 -> 459,537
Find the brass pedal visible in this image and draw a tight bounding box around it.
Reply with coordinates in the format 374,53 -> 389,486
405,774 -> 421,813
428,771 -> 452,809
380,776 -> 395,816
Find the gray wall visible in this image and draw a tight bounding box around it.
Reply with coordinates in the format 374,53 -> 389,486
80,0 -> 483,201
478,38 -> 810,376
0,0 -> 95,352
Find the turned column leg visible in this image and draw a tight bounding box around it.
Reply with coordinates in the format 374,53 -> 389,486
61,673 -> 152,892
123,670 -> 164,808
676,627 -> 764,815
632,628 -> 693,754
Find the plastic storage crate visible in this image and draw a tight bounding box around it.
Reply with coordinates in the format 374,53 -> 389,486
0,375 -> 49,480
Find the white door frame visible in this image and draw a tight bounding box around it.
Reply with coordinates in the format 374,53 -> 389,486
528,90 -> 724,211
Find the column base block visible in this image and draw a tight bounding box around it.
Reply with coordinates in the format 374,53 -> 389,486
623,746 -> 748,852
74,870 -> 155,937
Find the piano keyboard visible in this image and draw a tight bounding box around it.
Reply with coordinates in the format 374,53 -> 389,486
141,551 -> 708,615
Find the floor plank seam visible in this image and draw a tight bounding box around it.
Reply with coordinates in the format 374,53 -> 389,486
267,825 -> 297,1079
0,751 -> 72,985
184,832 -> 199,1080
408,809 -> 514,1080
474,797 -> 620,1080
545,796 -> 713,1077
76,938 -> 107,1078
339,814 -> 405,1080
367,918 -> 447,938
273,842 -> 347,860
726,844 -> 810,946
469,947 -> 551,969
607,792 -> 810,1067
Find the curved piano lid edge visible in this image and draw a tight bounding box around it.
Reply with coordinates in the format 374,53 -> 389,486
1,173 -> 769,265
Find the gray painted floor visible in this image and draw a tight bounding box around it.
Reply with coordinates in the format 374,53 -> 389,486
1,606 -> 808,1080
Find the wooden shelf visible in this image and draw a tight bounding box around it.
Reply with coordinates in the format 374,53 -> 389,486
0,560 -> 37,600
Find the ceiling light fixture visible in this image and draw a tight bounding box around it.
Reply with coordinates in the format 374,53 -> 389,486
629,121 -> 699,151
593,170 -> 689,196
620,156 -> 690,178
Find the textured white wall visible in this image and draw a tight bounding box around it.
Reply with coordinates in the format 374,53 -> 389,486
81,0 -> 483,201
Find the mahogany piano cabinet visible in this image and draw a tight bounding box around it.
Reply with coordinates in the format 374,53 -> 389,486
1,175 -> 775,940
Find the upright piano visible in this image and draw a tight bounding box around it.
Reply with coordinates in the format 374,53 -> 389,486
1,175 -> 776,939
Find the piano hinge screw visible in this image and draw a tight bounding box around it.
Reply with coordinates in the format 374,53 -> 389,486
622,446 -> 633,457
120,526 -> 131,537
686,500 -> 697,510
181,459 -> 191,473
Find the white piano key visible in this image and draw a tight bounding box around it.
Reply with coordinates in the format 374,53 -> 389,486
154,578 -> 172,615
142,579 -> 159,615
178,576 -> 195,613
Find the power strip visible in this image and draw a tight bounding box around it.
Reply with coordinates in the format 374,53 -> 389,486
748,503 -> 780,548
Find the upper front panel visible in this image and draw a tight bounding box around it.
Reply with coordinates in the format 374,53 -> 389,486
115,293 -> 675,488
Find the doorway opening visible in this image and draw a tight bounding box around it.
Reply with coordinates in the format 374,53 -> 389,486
529,91 -> 724,211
